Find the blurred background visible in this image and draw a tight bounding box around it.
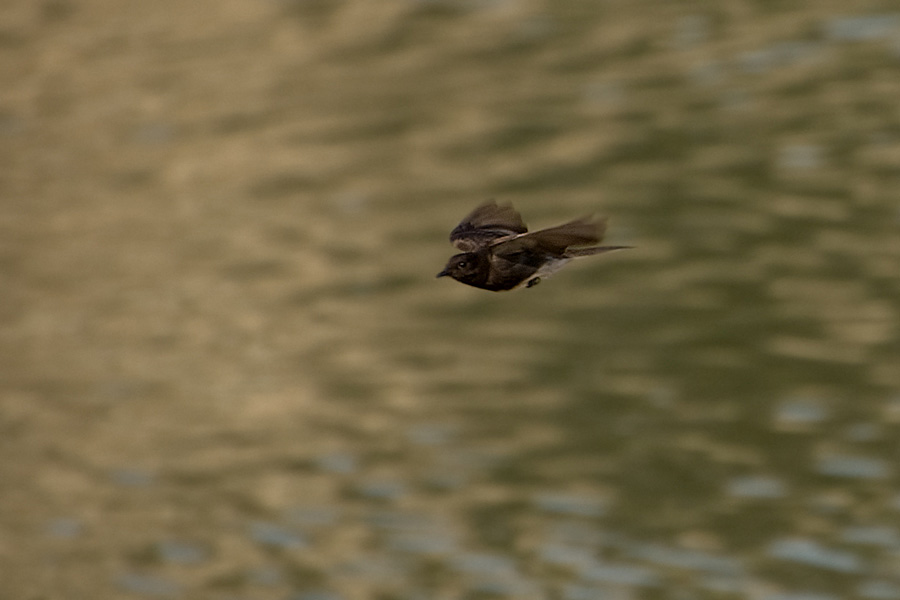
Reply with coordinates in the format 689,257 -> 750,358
2,0 -> 900,598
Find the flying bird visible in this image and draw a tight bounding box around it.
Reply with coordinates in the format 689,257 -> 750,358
437,200 -> 630,291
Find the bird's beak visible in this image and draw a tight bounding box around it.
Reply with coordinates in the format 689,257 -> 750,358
436,269 -> 449,278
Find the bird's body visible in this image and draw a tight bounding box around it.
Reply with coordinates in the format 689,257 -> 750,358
437,201 -> 629,291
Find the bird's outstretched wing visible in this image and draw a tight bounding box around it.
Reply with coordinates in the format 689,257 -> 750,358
492,215 -> 606,258
449,200 -> 528,252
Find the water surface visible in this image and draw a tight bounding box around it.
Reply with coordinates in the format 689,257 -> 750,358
2,1 -> 900,598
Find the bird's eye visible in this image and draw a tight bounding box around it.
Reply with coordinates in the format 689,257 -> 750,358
457,261 -> 467,269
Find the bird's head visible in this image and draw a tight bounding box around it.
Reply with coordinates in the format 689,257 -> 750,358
436,252 -> 483,285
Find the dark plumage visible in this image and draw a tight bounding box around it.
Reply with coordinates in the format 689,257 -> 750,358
437,201 -> 630,291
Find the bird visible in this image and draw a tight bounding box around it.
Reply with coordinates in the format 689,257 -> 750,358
436,200 -> 630,291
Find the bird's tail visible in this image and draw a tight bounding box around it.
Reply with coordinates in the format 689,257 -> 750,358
564,245 -> 632,258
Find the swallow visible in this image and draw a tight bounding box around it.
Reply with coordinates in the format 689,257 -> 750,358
437,200 -> 630,291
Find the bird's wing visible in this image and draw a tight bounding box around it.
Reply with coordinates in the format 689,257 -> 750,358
492,215 -> 606,258
449,200 -> 528,252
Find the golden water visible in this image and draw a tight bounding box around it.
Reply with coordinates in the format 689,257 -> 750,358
2,1 -> 900,598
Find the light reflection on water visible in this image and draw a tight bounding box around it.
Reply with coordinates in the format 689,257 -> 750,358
4,2 -> 900,599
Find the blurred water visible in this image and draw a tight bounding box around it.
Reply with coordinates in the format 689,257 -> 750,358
2,1 -> 900,599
